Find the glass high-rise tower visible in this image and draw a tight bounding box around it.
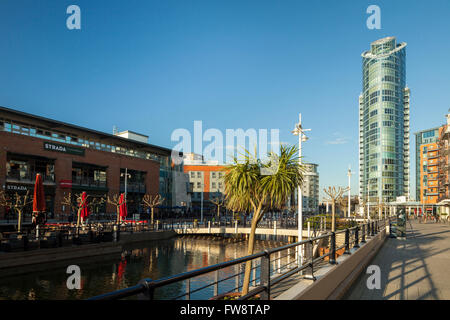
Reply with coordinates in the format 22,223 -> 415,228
359,37 -> 410,204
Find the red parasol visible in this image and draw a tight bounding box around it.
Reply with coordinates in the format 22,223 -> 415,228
33,174 -> 46,213
80,192 -> 90,221
119,193 -> 128,219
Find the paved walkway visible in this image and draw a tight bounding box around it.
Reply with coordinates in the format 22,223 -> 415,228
345,220 -> 450,300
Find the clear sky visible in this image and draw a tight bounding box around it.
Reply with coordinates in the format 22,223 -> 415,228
1,0 -> 450,201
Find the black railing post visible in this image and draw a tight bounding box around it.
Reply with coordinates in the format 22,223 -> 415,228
354,226 -> 360,248
344,228 -> 351,254
329,232 -> 336,264
371,222 -> 374,236
260,251 -> 271,300
361,224 -> 366,243
137,279 -> 154,300
309,239 -> 316,281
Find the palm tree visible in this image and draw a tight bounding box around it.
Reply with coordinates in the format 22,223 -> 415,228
223,145 -> 304,296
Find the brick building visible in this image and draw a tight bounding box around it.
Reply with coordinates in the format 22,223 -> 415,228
0,106 -> 178,220
415,127 -> 440,205
183,153 -> 226,215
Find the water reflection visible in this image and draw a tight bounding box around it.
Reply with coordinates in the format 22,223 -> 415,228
0,237 -> 284,300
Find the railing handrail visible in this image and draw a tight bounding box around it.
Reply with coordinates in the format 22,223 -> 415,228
88,217 -> 390,300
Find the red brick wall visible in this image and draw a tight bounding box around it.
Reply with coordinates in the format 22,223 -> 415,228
0,131 -> 160,219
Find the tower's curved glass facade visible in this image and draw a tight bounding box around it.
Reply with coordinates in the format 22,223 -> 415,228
359,37 -> 410,204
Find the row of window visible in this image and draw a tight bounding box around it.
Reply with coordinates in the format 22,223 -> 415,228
189,171 -> 224,179
0,118 -> 175,169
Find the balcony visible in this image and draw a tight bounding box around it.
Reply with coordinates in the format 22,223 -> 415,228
120,182 -> 146,194
6,171 -> 55,185
72,177 -> 107,189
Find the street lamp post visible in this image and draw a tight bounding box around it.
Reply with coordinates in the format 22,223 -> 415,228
347,166 -> 352,218
292,113 -> 311,269
201,181 -> 204,223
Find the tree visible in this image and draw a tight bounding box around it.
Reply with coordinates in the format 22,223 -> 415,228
88,196 -> 106,220
107,194 -> 125,224
375,198 -> 386,220
224,145 -> 304,296
0,190 -> 33,233
61,192 -> 89,228
323,186 -> 349,232
141,194 -> 164,225
210,194 -> 225,219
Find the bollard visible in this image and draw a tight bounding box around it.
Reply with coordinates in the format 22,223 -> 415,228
113,224 -> 120,242
274,221 -> 277,236
208,221 -> 211,234
235,220 -> 238,234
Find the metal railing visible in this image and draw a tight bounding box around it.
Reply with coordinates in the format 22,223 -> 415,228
88,218 -> 389,300
6,171 -> 55,183
72,177 -> 107,188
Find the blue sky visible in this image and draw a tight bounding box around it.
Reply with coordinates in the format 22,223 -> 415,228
1,0 -> 449,200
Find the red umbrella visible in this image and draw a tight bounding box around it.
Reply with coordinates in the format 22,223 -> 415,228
33,174 -> 46,224
119,193 -> 128,220
80,192 -> 90,221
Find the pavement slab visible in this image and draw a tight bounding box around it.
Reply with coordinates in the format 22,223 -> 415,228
344,220 -> 450,300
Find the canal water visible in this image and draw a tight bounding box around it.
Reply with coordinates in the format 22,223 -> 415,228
0,236 -> 285,300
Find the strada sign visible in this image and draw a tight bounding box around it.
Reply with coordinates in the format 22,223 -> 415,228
44,142 -> 85,156
6,184 -> 29,192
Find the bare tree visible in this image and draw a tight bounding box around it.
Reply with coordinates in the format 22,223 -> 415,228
61,192 -> 89,228
107,194 -> 124,224
323,186 -> 349,232
88,197 -> 106,220
375,198 -> 386,220
210,194 -> 225,219
0,190 -> 33,233
142,194 -> 164,225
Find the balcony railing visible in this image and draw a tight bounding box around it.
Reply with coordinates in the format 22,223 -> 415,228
6,171 -> 55,183
120,182 -> 146,193
72,177 -> 107,189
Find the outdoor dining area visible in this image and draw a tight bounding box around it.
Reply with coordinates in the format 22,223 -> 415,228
0,174 -> 156,253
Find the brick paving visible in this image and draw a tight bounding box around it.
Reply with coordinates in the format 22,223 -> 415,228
345,220 -> 450,300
